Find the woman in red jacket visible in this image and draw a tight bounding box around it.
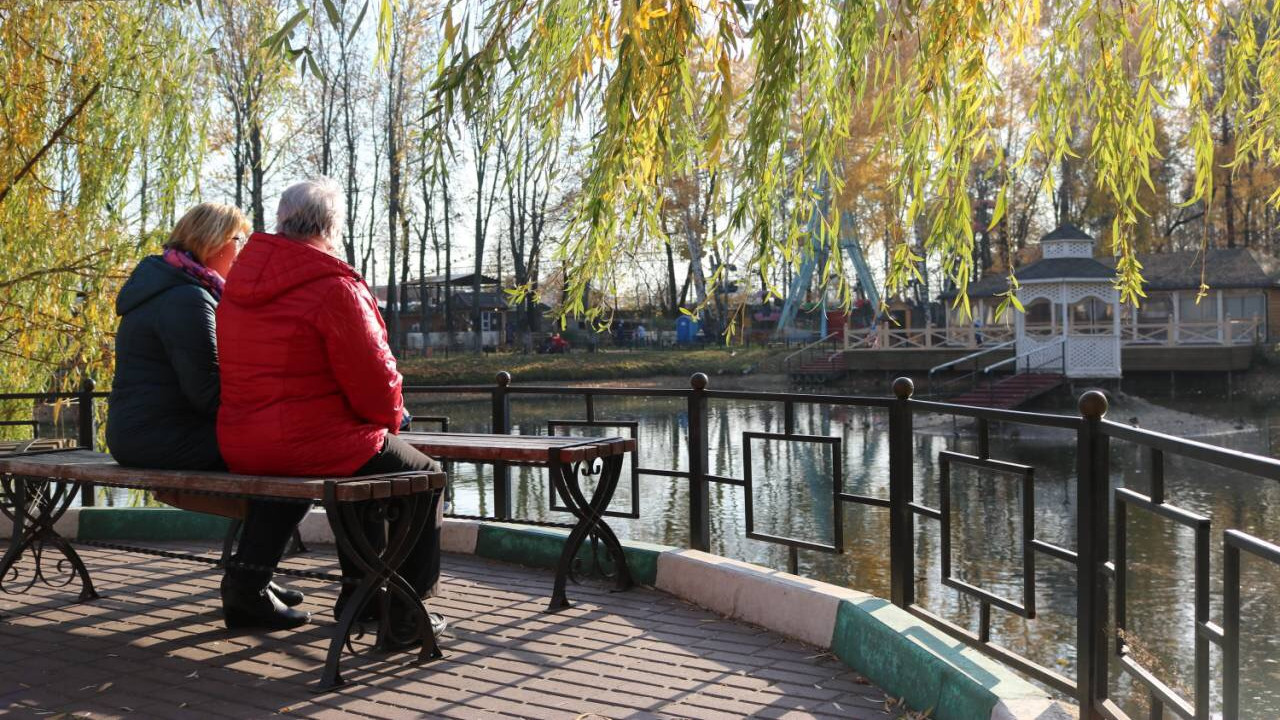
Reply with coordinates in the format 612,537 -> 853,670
217,177 -> 442,637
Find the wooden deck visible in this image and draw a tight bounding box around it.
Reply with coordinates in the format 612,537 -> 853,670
0,543 -> 895,719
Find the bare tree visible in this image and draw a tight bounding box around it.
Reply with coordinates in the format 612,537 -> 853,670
465,100 -> 502,352
498,119 -> 554,352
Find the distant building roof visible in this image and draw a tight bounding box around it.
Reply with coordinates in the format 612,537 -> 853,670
1119,248 -> 1273,291
450,290 -> 511,311
419,273 -> 499,287
371,274 -> 500,301
945,247 -> 1275,299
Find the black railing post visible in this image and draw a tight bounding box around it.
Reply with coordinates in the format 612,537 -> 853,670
78,377 -> 96,506
888,376 -> 915,607
688,373 -> 710,552
1076,390 -> 1110,719
492,371 -> 512,519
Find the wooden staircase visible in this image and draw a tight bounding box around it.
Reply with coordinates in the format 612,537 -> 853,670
787,353 -> 847,385
948,373 -> 1066,409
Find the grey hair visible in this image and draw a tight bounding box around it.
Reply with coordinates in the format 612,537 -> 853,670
276,177 -> 345,242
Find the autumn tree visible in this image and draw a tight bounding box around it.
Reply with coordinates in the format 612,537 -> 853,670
0,1 -> 204,425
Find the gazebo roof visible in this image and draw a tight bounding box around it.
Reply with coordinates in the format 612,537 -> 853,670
946,247 -> 1275,299
1041,222 -> 1094,242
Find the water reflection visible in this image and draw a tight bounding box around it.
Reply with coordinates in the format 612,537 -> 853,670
408,390 -> 1280,719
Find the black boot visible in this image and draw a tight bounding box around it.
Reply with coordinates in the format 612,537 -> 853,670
334,586 -> 382,622
222,576 -> 311,631
267,581 -> 304,607
382,597 -> 448,652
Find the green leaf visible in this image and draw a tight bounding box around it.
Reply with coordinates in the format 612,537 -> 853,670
306,49 -> 325,82
261,8 -> 308,49
348,0 -> 369,44
322,0 -> 343,30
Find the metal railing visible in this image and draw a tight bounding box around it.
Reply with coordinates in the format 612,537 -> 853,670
926,340 -> 1016,398
392,372 -> 1273,719
4,373 -> 1276,718
0,379 -> 105,505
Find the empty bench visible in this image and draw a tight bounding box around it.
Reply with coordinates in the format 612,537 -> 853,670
0,448 -> 446,689
401,431 -> 637,611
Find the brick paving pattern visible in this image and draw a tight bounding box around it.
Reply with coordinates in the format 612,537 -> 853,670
0,543 -> 895,719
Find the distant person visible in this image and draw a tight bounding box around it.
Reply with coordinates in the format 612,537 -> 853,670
546,332 -> 570,354
634,324 -> 647,347
107,203 -> 309,625
217,177 -> 444,641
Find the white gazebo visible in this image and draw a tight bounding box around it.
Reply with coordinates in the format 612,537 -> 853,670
1013,224 -> 1122,379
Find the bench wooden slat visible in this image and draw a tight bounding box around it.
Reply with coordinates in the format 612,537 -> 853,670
0,450 -> 444,503
401,432 -> 636,465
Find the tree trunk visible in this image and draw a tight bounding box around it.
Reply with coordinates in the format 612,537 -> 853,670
249,114 -> 265,232
1222,108 -> 1236,249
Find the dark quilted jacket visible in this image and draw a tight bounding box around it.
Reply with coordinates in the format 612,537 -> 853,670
106,256 -> 223,470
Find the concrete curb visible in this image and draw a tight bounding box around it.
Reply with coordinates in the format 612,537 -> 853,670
6,508 -> 1074,720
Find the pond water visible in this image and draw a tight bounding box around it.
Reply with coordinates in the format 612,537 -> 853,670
404,383 -> 1280,720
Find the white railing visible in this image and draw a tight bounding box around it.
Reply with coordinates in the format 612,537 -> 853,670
1118,318 -> 1261,347
842,323 -> 1014,351
843,318 -> 1262,351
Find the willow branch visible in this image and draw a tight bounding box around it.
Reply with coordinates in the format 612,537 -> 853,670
0,80 -> 103,207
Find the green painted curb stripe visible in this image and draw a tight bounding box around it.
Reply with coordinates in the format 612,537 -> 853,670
78,508 -> 233,541
830,598 -> 998,720
474,524 -> 660,586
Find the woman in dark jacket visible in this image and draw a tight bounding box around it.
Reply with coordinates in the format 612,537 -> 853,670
107,203 -> 245,469
107,203 -> 310,631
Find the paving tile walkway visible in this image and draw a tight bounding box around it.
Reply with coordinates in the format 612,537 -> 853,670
0,543 -> 897,719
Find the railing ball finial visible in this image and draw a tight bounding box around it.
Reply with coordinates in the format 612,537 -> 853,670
690,372 -> 709,391
892,376 -> 914,400
80,376 -> 95,393
495,371 -> 512,388
1078,389 -> 1108,420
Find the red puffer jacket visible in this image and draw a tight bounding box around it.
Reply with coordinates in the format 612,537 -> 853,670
216,232 -> 403,476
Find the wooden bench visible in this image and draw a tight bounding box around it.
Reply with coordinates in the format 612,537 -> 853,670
401,432 -> 636,611
0,448 -> 446,690
0,437 -> 76,454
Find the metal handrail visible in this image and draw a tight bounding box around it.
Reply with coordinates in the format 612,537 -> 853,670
982,336 -> 1066,375
928,340 -> 1015,377
6,371 -> 1276,718
782,330 -> 840,366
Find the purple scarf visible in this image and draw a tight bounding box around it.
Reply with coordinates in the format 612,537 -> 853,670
162,247 -> 225,301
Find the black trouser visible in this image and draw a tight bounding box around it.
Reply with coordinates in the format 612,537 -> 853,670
225,500 -> 310,591
338,434 -> 442,601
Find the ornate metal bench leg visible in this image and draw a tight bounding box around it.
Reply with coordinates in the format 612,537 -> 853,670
548,455 -> 633,612
375,491 -> 441,662
316,484 -> 443,691
0,477 -> 97,603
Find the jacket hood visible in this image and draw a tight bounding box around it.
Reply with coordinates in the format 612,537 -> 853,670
116,255 -> 201,316
223,232 -> 359,307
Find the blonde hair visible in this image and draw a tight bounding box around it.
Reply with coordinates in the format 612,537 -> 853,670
166,203 -> 250,261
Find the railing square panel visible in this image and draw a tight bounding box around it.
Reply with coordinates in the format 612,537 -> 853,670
939,450 -> 1036,619
742,431 -> 843,554
1114,487 -> 1210,720
1224,529 -> 1280,720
